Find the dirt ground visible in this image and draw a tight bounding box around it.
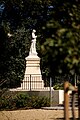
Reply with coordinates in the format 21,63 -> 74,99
0,109 -> 79,120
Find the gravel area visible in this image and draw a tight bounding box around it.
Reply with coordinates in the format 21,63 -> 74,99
0,109 -> 78,120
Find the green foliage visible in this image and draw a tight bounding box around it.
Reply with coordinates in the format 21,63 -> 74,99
0,25 -> 31,88
0,92 -> 50,110
0,91 -> 16,109
29,96 -> 50,108
14,93 -> 30,108
40,0 -> 80,78
53,83 -> 64,90
0,0 -> 80,87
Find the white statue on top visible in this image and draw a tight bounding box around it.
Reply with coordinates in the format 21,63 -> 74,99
29,29 -> 37,55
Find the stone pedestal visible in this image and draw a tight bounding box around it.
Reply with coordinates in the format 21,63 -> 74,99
21,54 -> 44,90
25,55 -> 41,75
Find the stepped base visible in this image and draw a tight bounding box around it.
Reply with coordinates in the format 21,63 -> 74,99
21,74 -> 44,90
20,54 -> 45,90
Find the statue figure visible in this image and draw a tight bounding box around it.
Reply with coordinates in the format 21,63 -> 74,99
29,29 -> 37,55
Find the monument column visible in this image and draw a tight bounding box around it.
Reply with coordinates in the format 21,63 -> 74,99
21,29 -> 44,90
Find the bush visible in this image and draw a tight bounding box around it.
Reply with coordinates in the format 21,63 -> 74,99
0,92 -> 50,110
0,92 -> 17,110
14,93 -> 30,108
0,97 -> 8,109
29,96 -> 50,108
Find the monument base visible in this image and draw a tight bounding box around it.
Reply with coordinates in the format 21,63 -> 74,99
20,54 -> 44,90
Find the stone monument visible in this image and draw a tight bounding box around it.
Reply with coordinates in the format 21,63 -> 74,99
21,29 -> 44,90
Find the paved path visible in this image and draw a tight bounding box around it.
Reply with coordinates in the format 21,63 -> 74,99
0,109 -> 78,120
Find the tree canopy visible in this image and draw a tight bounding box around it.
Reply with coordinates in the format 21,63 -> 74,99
0,0 -> 80,88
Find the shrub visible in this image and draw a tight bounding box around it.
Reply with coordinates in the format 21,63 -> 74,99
29,96 -> 50,108
0,97 -> 8,109
14,93 -> 30,108
0,92 -> 50,110
0,93 -> 16,110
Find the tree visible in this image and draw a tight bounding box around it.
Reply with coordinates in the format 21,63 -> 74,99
0,0 -> 80,88
40,0 -> 80,82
